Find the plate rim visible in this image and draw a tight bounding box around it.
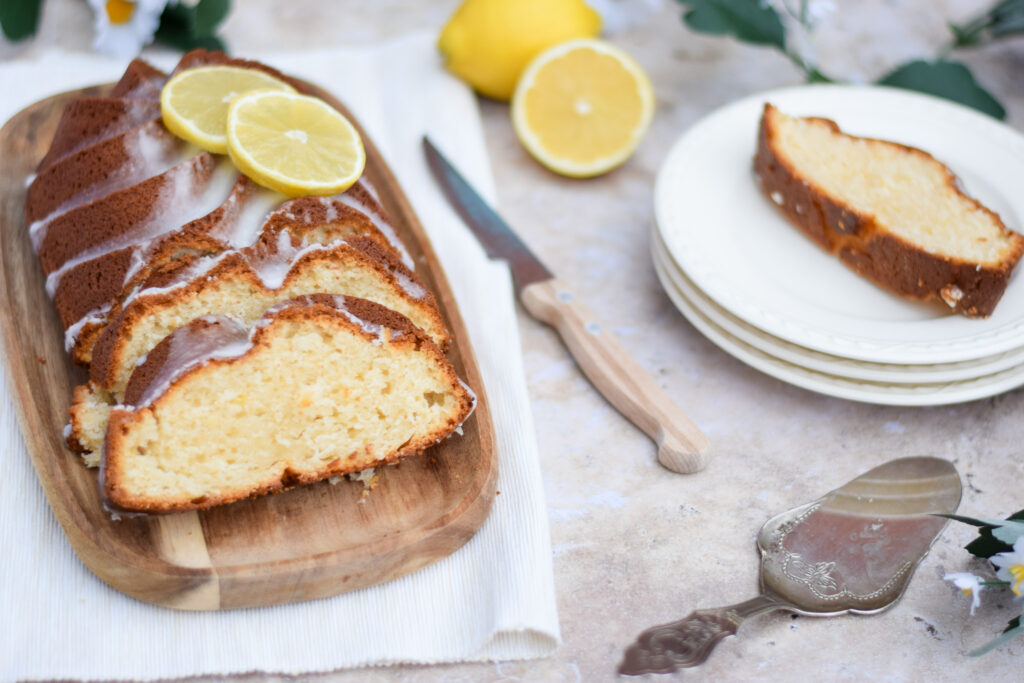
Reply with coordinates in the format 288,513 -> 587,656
651,237 -> 1024,406
652,231 -> 1024,384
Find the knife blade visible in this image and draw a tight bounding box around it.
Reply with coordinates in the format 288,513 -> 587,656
423,137 -> 710,474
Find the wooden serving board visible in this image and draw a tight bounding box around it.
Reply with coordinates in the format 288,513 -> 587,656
0,84 -> 497,610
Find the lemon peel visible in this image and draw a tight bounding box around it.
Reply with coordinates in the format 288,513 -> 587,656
438,0 -> 601,101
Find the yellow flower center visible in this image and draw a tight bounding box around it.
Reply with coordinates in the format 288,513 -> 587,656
1009,565 -> 1024,596
960,587 -> 973,596
105,0 -> 136,25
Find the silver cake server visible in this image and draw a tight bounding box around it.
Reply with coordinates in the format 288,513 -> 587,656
619,456 -> 962,674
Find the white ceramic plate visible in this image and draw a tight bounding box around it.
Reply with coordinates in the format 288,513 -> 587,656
652,231 -> 1024,384
652,245 -> 1024,406
655,84 -> 1024,365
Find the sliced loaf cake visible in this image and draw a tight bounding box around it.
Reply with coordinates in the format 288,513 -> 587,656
102,296 -> 474,513
26,51 -> 476,512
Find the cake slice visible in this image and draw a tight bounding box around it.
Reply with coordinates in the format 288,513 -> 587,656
101,295 -> 475,513
88,232 -> 446,398
754,103 -> 1024,317
67,233 -> 447,458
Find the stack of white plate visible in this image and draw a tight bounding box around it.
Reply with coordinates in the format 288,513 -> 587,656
652,84 -> 1024,406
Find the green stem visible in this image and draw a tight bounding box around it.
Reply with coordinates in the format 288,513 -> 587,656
781,48 -> 834,83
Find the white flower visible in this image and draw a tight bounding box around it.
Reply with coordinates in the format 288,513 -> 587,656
991,536 -> 1024,598
944,572 -> 985,615
87,0 -> 169,59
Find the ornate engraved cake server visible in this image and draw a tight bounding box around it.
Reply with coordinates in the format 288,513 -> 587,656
619,456 -> 962,674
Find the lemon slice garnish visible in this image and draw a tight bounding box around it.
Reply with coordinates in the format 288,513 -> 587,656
226,89 -> 366,197
511,39 -> 655,178
160,65 -> 296,154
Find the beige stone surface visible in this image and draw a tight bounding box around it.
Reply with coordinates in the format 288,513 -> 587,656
5,0 -> 1024,680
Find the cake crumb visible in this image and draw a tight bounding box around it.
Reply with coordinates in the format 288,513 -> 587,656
940,284 -> 964,308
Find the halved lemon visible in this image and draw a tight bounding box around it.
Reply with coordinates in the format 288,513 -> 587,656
226,89 -> 366,197
511,39 -> 655,178
160,65 -> 296,153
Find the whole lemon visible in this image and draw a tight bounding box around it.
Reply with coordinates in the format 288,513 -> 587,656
438,0 -> 602,101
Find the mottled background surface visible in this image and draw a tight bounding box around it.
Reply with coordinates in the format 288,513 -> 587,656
4,0 -> 1024,680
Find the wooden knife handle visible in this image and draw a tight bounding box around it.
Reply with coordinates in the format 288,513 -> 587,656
521,278 -> 710,474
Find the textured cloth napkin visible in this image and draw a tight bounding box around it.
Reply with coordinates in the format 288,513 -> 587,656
0,34 -> 559,680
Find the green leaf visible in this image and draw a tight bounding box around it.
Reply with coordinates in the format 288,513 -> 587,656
194,0 -> 231,37
951,0 -> 1024,46
937,513 -> 992,528
0,0 -> 42,41
966,533 -> 1013,559
155,0 -> 229,52
992,520 -> 1024,545
957,509 -> 1024,559
988,0 -> 1024,38
878,59 -> 1006,120
969,616 -> 1024,656
677,0 -> 786,50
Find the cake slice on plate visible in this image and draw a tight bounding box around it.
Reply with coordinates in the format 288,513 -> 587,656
754,103 -> 1024,318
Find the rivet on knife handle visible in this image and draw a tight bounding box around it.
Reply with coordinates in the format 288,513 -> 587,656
521,278 -> 710,473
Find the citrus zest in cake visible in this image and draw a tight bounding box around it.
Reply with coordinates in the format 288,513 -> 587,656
160,65 -> 296,153
511,39 -> 654,178
226,89 -> 366,197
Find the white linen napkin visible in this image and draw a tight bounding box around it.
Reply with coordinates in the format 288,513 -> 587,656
0,33 -> 559,680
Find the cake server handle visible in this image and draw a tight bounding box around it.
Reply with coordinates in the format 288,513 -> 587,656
521,278 -> 710,473
618,594 -> 785,674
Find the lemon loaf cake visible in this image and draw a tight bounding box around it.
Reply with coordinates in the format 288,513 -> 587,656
27,51 -> 473,511
754,103 -> 1024,318
101,295 -> 474,513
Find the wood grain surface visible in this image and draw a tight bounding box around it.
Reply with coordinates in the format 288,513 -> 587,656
0,84 -> 497,610
521,278 -> 710,474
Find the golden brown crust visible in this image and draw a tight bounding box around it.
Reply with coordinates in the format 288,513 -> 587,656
66,384 -> 94,453
109,57 -> 167,99
36,154 -> 218,275
753,103 -> 1024,318
36,98 -> 161,173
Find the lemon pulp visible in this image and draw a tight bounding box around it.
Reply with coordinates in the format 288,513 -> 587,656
160,65 -> 295,154
512,40 -> 654,177
226,90 -> 366,198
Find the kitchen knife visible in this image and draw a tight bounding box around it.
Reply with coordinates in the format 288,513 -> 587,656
423,137 -> 710,473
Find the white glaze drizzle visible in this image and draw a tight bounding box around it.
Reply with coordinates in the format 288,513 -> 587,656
332,187 -> 413,269
131,315 -> 251,408
328,295 -> 392,345
215,185 -> 287,249
360,176 -> 379,202
29,124 -> 188,252
248,231 -> 331,290
44,98 -> 158,172
393,269 -> 427,300
44,158 -> 238,299
63,303 -> 112,352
